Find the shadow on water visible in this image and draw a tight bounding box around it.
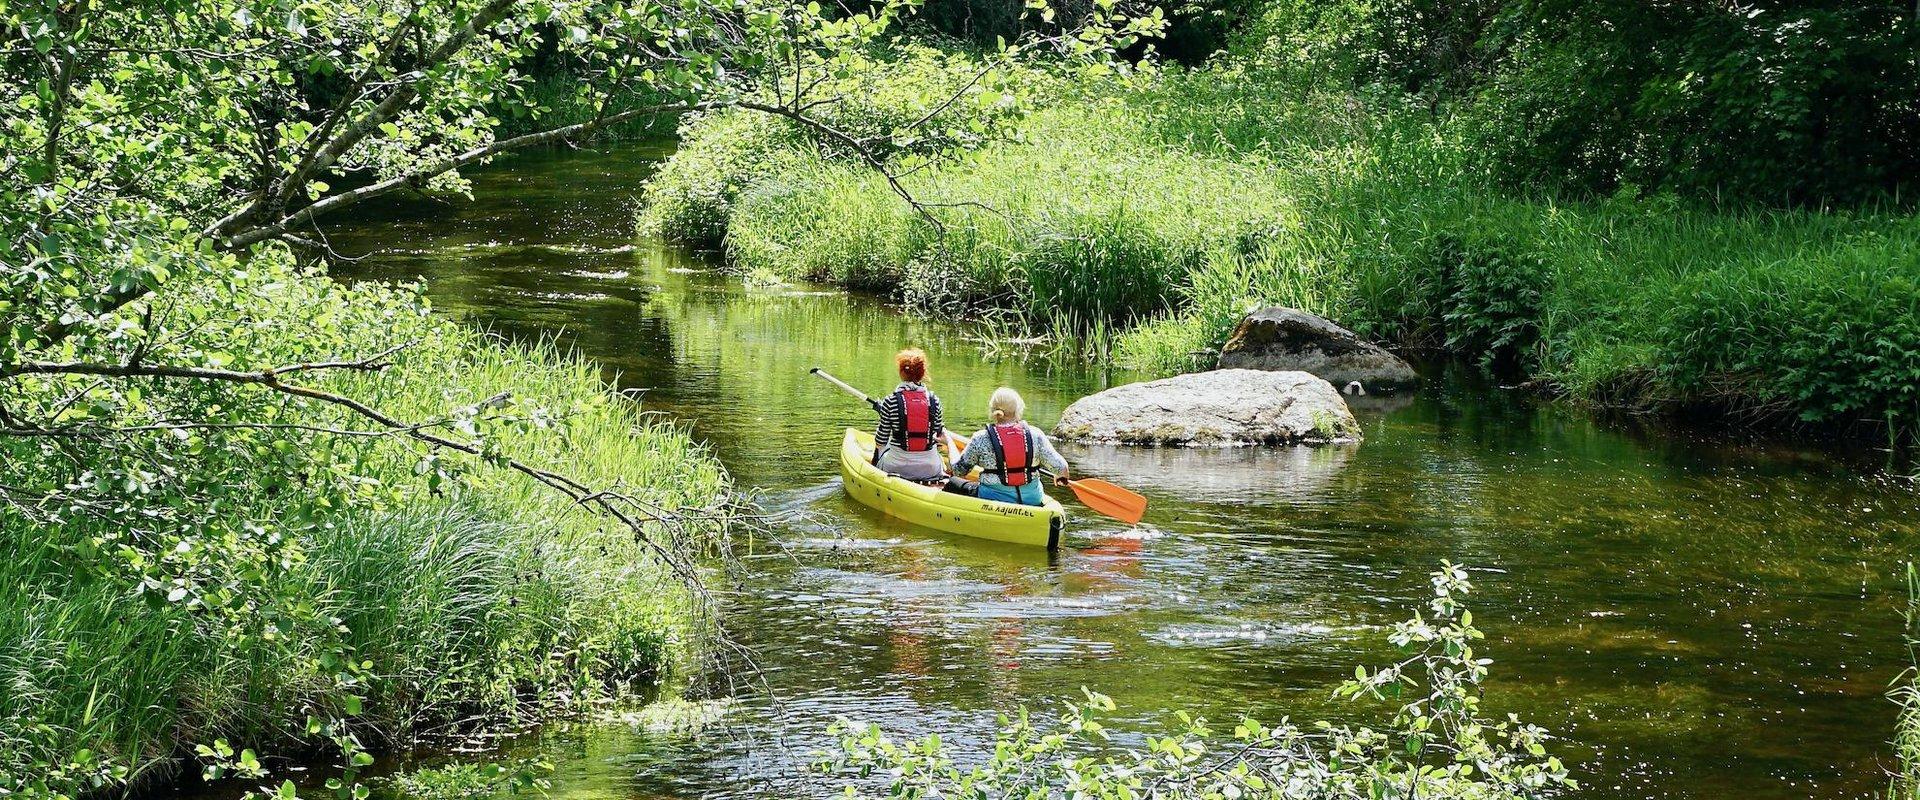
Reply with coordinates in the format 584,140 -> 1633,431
307,142 -> 1920,800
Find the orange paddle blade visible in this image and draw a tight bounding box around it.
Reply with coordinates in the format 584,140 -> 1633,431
1065,478 -> 1148,525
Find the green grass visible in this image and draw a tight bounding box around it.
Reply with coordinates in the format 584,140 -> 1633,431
638,47 -> 1920,434
1893,564 -> 1920,800
0,261 -> 726,795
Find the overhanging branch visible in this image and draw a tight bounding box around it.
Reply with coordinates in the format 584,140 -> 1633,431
3,353 -> 715,591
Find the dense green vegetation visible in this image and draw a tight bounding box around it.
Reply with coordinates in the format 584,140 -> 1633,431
0,252 -> 727,793
639,7 -> 1920,433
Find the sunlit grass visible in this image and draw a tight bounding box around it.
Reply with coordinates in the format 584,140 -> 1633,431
0,290 -> 727,792
640,50 -> 1920,434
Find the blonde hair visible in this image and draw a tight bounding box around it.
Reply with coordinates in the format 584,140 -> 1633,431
988,387 -> 1025,424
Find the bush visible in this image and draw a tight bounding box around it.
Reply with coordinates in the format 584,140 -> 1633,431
1465,1 -> 1920,204
715,96 -> 1298,325
1240,0 -> 1920,204
638,43 -> 1042,249
815,564 -> 1576,799
1654,225 -> 1920,421
0,251 -> 727,795
637,111 -> 815,248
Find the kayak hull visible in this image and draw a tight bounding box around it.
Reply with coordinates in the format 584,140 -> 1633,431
839,428 -> 1064,548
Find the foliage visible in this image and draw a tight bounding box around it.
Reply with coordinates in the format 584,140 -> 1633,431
638,112 -> 819,248
380,759 -> 555,800
636,40 -> 1081,247
669,76 -> 1295,326
1239,0 -> 1920,205
0,252 -> 726,796
642,41 -> 1920,434
1464,1 -> 1920,204
815,564 -> 1575,799
1890,563 -> 1920,800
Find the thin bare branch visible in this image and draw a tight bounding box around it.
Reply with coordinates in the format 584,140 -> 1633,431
225,101 -> 702,249
2,356 -> 713,590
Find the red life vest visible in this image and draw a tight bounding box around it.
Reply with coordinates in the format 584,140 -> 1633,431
899,388 -> 933,452
987,422 -> 1035,487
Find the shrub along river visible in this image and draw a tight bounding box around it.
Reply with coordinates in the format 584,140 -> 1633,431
309,142 -> 1919,799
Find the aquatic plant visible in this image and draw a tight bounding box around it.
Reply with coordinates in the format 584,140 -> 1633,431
1892,563 -> 1920,800
382,759 -> 554,800
816,563 -> 1575,799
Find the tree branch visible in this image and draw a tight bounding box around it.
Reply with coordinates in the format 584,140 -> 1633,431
735,100 -> 949,233
274,0 -> 516,211
4,355 -> 713,589
40,102 -> 700,350
224,101 -> 701,249
260,14 -> 425,224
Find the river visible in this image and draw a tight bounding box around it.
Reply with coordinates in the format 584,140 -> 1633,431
321,141 -> 1920,800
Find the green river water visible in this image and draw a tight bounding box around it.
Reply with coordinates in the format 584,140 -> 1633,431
319,141 -> 1920,800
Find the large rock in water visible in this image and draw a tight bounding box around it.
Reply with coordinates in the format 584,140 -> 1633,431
1053,369 -> 1361,446
1217,307 -> 1419,392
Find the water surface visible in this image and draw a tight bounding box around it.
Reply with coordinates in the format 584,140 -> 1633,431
325,142 -> 1920,800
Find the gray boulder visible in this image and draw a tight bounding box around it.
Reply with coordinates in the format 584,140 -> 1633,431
1053,369 -> 1361,447
1217,307 -> 1418,392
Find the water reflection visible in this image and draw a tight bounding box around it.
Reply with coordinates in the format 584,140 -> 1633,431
310,142 -> 1920,800
1070,443 -> 1358,505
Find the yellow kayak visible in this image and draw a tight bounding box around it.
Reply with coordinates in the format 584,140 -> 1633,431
838,428 -> 1065,548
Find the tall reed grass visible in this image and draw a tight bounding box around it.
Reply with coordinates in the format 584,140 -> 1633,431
1892,564 -> 1920,800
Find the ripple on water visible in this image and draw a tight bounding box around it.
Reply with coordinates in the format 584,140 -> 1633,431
954,593 -> 1137,619
1146,619 -> 1355,650
782,536 -> 908,551
795,567 -> 1007,600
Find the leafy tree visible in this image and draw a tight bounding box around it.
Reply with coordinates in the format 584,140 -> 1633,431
1470,0 -> 1920,203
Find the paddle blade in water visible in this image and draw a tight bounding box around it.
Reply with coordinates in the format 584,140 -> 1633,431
1067,478 -> 1147,525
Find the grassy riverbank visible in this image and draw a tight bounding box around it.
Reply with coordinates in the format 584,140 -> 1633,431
0,253 -> 727,794
638,47 -> 1920,435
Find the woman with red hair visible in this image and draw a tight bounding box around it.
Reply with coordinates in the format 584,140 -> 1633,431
872,348 -> 951,482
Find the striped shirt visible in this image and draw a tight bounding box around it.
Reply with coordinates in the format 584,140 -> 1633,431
873,382 -> 946,452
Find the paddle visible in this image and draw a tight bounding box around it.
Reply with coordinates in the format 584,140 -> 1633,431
811,367 -> 1149,525
1040,468 -> 1148,525
809,367 -> 881,411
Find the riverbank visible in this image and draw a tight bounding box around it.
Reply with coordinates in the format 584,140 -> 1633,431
638,47 -> 1920,438
0,252 -> 728,795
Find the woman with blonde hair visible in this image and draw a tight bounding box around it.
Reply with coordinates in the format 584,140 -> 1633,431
872,348 -> 952,482
949,387 -> 1069,506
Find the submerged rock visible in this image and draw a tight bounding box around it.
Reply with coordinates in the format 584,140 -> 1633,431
1217,307 -> 1419,392
1053,369 -> 1361,446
